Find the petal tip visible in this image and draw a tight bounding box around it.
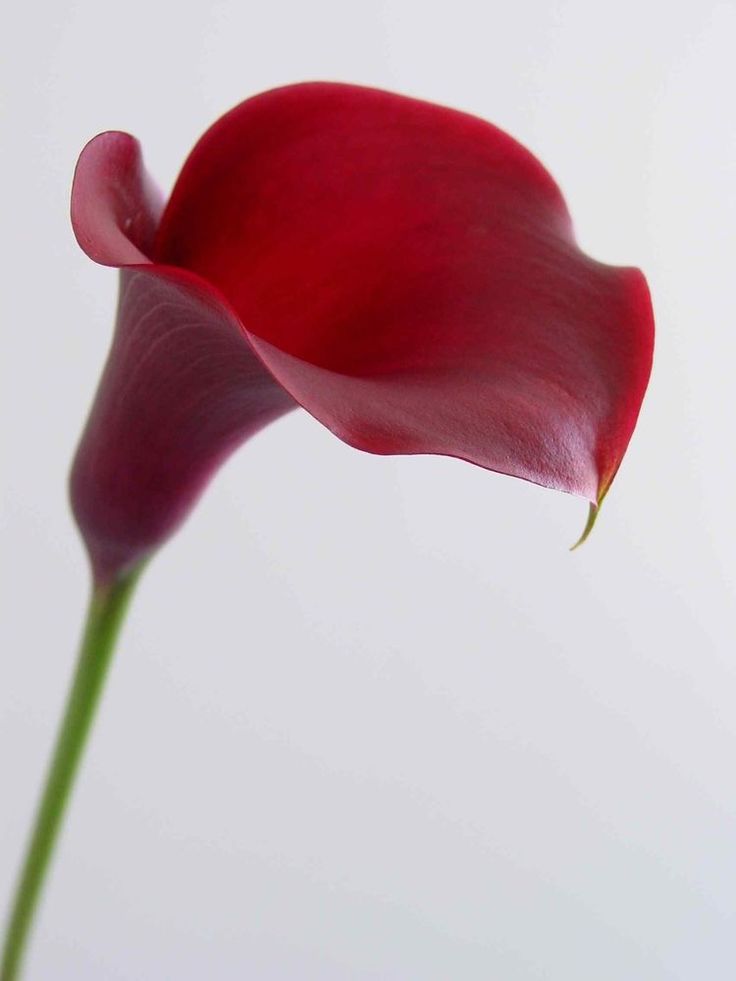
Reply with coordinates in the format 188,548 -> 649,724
570,500 -> 600,551
569,476 -> 614,551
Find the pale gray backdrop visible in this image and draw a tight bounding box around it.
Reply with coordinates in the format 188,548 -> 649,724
1,0 -> 735,978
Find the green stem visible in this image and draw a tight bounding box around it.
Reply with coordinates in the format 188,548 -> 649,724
1,566 -> 143,981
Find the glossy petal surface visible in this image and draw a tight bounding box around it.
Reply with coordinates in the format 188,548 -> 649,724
71,85 -> 653,579
156,83 -> 653,501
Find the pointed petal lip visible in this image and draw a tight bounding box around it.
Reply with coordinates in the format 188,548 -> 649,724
70,84 -> 654,518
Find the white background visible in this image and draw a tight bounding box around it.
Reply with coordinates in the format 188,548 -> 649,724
1,1 -> 735,978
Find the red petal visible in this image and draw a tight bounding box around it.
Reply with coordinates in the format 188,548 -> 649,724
71,86 -> 653,579
156,82 -> 653,503
70,135 -> 295,582
71,131 -> 164,264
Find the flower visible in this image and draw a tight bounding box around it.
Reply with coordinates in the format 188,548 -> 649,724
70,82 -> 653,583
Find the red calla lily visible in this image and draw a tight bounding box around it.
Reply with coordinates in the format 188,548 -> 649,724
70,81 -> 653,582
1,83 -> 655,980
